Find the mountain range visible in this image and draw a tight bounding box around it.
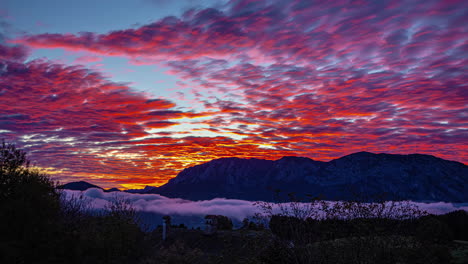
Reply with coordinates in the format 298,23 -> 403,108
62,152 -> 468,202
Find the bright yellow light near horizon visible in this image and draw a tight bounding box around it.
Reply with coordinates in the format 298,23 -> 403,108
120,179 -> 168,189
161,154 -> 211,168
120,183 -> 148,189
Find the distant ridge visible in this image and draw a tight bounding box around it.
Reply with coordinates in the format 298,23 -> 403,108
60,152 -> 468,202
148,152 -> 468,202
59,182 -> 122,192
58,181 -> 103,191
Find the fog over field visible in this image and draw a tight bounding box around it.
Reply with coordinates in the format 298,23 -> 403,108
64,189 -> 468,222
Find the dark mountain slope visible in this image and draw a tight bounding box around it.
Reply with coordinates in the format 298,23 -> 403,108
151,152 -> 468,202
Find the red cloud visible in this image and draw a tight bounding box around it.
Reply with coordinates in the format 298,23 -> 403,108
0,44 -> 28,61
4,0 -> 468,187
0,44 -> 301,188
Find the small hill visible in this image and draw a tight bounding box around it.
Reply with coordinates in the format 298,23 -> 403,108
58,181 -> 103,191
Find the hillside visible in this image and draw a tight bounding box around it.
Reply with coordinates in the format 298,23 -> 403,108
152,152 -> 468,202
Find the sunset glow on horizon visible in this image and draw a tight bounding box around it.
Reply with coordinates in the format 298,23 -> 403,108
0,0 -> 466,189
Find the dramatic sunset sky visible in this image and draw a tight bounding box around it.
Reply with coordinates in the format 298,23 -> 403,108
0,0 -> 466,189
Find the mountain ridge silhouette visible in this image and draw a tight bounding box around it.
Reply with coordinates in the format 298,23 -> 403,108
62,152 -> 468,202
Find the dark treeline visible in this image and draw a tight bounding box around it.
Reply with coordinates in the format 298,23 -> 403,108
265,212 -> 468,263
1,140 -> 467,264
269,212 -> 468,243
253,194 -> 468,264
0,140 -> 146,264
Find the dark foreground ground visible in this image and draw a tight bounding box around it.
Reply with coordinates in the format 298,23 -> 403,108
143,226 -> 468,264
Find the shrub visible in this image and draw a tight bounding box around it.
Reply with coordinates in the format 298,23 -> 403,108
416,215 -> 453,243
256,193 -> 437,263
436,210 -> 468,240
0,140 -> 61,263
0,140 -> 146,264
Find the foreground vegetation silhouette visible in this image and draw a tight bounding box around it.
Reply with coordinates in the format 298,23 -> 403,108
254,193 -> 468,263
0,140 -> 467,263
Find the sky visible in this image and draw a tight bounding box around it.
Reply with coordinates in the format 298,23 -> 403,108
0,0 -> 466,189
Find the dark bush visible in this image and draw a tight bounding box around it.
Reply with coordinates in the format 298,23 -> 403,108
0,141 -> 146,264
0,140 -> 62,263
436,210 -> 468,240
416,215 -> 453,243
215,215 -> 234,230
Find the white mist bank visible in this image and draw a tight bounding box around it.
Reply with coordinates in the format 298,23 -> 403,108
63,188 -> 468,221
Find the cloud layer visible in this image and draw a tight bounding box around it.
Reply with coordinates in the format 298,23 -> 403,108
1,0 -> 466,188
64,189 -> 259,221
64,188 -> 468,222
